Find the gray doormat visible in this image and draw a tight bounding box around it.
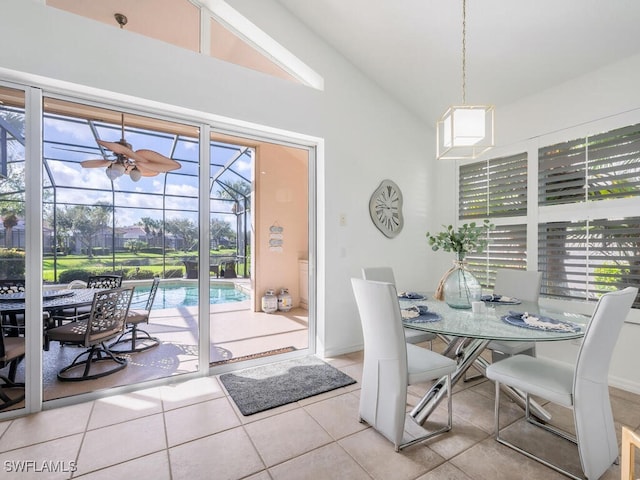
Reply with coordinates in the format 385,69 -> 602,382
219,356 -> 357,415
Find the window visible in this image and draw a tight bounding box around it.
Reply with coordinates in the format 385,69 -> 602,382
459,153 -> 528,288
538,124 -> 640,308
466,224 -> 528,288
539,218 -> 640,308
462,121 -> 640,307
539,124 -> 640,207
459,152 -> 528,219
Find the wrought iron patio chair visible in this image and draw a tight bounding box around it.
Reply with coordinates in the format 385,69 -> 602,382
45,287 -> 134,381
86,274 -> 123,289
0,325 -> 25,410
110,277 -> 161,353
0,279 -> 26,337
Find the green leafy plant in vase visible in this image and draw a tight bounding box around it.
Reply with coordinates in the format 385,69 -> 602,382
426,219 -> 494,308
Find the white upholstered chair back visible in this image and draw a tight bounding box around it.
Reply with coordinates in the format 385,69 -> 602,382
493,269 -> 542,303
361,266 -> 436,346
361,267 -> 396,285
573,286 -> 637,478
351,277 -> 408,446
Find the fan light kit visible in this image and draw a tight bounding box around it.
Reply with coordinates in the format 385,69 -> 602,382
81,113 -> 181,182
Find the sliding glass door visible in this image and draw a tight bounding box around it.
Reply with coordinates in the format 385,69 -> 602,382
41,97 -> 201,401
0,84 -> 27,413
209,132 -> 311,367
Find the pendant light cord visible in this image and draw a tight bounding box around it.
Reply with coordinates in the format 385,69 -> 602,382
462,0 -> 467,105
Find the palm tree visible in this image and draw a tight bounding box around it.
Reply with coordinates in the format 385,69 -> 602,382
2,212 -> 18,248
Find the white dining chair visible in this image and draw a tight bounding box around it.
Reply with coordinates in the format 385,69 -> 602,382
486,286 -> 638,480
351,277 -> 456,451
486,269 -> 543,361
361,267 -> 436,346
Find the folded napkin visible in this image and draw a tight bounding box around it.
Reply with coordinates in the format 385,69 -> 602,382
507,311 -> 581,333
481,294 -> 501,301
401,305 -> 441,323
398,291 -> 424,300
481,294 -> 519,303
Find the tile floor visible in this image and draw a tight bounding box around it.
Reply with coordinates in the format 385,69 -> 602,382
1,342 -> 640,479
37,302 -> 309,402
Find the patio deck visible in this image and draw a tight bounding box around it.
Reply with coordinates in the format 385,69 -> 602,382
40,301 -> 309,402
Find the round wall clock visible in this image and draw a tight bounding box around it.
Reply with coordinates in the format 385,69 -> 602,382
369,179 -> 404,238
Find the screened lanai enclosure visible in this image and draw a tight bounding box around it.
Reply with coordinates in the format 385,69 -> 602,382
0,84 -> 310,408
0,96 -> 252,283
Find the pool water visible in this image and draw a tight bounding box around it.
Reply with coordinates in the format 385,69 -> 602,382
132,282 -> 249,309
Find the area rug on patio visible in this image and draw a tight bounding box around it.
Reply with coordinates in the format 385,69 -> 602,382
219,356 -> 357,415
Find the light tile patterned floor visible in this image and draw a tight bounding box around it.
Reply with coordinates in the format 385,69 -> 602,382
1,346 -> 639,479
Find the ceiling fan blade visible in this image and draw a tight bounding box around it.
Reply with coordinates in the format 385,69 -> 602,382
97,139 -> 147,162
135,164 -> 159,177
135,149 -> 181,172
80,159 -> 112,168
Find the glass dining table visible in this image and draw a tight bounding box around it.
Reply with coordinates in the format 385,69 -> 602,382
399,294 -> 588,425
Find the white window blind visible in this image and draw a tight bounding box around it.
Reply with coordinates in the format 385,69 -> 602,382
538,218 -> 640,308
466,224 -> 527,288
459,153 -> 528,218
539,124 -> 640,206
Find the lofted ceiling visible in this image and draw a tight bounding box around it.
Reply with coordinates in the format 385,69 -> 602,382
275,0 -> 640,126
45,1 -> 640,130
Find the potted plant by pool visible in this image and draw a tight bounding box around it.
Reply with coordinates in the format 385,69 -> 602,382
426,220 -> 494,309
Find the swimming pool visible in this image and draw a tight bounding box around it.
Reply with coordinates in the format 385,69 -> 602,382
132,282 -> 249,309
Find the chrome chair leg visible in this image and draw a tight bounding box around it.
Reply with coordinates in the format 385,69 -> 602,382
397,373 -> 453,452
494,381 -> 585,480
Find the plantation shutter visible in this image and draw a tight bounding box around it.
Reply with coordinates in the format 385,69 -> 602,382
538,138 -> 586,206
589,219 -> 640,307
539,123 -> 640,206
539,218 -> 640,308
459,161 -> 487,219
466,224 -> 527,288
459,153 -> 528,219
586,124 -> 640,201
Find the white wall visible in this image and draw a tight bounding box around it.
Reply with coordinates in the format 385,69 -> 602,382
7,0 -> 639,391
1,0 -> 446,359
494,53 -> 640,394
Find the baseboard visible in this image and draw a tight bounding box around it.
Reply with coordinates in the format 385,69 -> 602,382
319,343 -> 363,359
609,375 -> 640,396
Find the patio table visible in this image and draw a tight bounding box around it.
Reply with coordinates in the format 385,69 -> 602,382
0,288 -> 105,348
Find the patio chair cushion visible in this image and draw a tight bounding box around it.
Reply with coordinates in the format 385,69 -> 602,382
1,337 -> 25,363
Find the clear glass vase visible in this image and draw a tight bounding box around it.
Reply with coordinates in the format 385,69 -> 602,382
443,260 -> 481,309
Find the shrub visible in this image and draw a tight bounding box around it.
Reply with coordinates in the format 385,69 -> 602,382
122,258 -> 150,266
58,268 -> 123,284
139,247 -> 164,254
0,248 -> 26,279
58,269 -> 92,284
164,267 -> 184,279
123,268 -> 155,280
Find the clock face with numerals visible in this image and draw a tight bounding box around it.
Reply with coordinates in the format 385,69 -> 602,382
369,179 -> 404,238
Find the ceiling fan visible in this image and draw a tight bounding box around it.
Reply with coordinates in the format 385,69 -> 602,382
80,113 -> 181,182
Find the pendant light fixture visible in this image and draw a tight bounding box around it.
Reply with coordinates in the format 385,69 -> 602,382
437,0 -> 494,160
